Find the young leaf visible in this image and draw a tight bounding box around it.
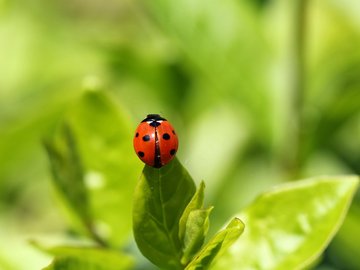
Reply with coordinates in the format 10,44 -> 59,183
185,218 -> 245,270
213,176 -> 359,270
38,244 -> 133,270
133,158 -> 196,269
181,207 -> 213,265
179,181 -> 206,242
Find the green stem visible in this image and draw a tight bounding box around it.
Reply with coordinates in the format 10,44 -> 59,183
284,0 -> 309,178
86,222 -> 109,248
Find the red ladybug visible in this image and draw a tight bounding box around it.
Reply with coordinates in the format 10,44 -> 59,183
133,114 -> 179,168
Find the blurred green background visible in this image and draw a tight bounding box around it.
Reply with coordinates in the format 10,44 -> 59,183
1,0 -> 360,269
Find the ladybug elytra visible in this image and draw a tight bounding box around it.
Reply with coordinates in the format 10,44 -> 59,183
133,114 -> 178,168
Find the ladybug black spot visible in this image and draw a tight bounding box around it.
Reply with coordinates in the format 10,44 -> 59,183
170,149 -> 176,156
172,130 -> 176,135
142,135 -> 150,142
135,132 -> 139,137
138,151 -> 145,158
163,133 -> 170,140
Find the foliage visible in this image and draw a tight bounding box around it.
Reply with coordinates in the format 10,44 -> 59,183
132,159 -> 244,269
34,243 -> 134,270
214,176 -> 358,270
44,110 -> 359,269
28,90 -> 359,269
133,158 -> 197,269
44,91 -> 141,247
42,107 -> 360,269
1,0 -> 360,269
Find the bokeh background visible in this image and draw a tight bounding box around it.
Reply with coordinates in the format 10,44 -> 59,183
1,0 -> 360,269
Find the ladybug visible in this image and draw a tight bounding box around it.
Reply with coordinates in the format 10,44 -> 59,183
133,114 -> 179,168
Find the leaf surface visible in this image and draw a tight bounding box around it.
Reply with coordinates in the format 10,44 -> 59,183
181,207 -> 213,265
45,90 -> 141,246
133,158 -> 196,269
179,181 -> 206,242
44,125 -> 91,226
186,218 -> 245,270
213,176 -> 359,270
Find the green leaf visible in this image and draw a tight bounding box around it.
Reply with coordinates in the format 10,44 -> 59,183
179,181 -> 206,242
44,124 -> 91,225
185,218 -> 245,270
213,176 -> 359,270
64,90 -> 142,246
133,157 -> 196,269
181,207 -> 213,265
37,244 -> 133,270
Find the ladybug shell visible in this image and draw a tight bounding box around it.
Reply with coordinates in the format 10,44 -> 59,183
133,114 -> 178,168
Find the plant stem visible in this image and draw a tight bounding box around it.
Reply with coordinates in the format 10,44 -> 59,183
86,222 -> 109,248
284,0 -> 309,178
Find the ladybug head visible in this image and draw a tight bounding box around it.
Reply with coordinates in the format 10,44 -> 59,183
142,114 -> 166,122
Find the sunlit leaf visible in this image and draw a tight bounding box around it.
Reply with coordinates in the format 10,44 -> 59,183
66,90 -> 142,246
214,176 -> 359,270
44,90 -> 141,246
185,218 -> 245,270
44,124 -> 91,226
133,158 -> 196,269
181,207 -> 213,265
179,181 -> 206,242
